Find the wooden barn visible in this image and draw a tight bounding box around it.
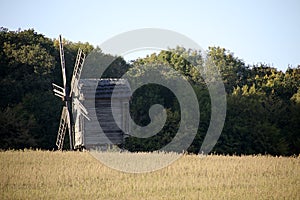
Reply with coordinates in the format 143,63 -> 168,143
73,78 -> 131,150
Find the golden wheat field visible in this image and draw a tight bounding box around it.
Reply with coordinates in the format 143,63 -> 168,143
0,150 -> 299,200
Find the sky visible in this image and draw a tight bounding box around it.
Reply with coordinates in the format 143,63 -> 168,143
1,0 -> 299,71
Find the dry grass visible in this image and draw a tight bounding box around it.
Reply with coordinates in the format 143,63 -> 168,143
0,150 -> 299,199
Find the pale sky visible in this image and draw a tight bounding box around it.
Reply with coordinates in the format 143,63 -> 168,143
1,0 -> 299,71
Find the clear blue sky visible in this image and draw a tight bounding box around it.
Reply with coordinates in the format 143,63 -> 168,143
1,0 -> 299,71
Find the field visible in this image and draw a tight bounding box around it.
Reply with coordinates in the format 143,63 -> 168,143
0,150 -> 299,199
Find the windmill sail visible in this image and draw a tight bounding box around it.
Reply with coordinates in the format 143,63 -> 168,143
73,97 -> 90,148
59,35 -> 67,90
56,107 -> 69,150
52,83 -> 65,100
73,98 -> 90,120
53,35 -> 74,150
70,49 -> 85,97
53,35 -> 86,150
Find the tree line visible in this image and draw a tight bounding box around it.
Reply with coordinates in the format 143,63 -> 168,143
0,28 -> 299,155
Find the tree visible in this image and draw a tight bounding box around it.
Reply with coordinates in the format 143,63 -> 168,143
1,27 -> 299,155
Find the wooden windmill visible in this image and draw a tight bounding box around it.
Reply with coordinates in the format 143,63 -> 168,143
52,35 -> 87,150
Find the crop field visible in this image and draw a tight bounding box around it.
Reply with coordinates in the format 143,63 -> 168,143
0,150 -> 299,200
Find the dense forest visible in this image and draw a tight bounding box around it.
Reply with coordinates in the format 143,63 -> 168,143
0,28 -> 299,155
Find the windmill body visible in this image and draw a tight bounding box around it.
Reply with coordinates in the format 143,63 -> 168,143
77,78 -> 131,150
53,35 -> 131,150
52,35 -> 87,150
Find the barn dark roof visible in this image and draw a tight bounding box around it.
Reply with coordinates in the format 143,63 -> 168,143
79,78 -> 131,99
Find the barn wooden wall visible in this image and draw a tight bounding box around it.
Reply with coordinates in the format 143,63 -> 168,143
75,79 -> 131,150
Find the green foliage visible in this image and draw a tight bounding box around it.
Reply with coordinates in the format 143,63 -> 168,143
207,47 -> 248,92
124,46 -> 299,155
0,105 -> 38,149
3,43 -> 55,74
0,28 -> 299,155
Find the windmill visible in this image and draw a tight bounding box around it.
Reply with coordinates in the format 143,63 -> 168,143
52,35 -> 87,150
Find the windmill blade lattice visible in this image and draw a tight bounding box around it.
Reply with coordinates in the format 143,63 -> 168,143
52,35 -> 86,150
70,49 -> 86,97
56,107 -> 70,150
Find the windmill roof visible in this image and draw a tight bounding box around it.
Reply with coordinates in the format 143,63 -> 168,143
79,78 -> 131,99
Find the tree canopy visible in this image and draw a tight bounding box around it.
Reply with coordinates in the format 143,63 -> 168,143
0,28 -> 299,155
